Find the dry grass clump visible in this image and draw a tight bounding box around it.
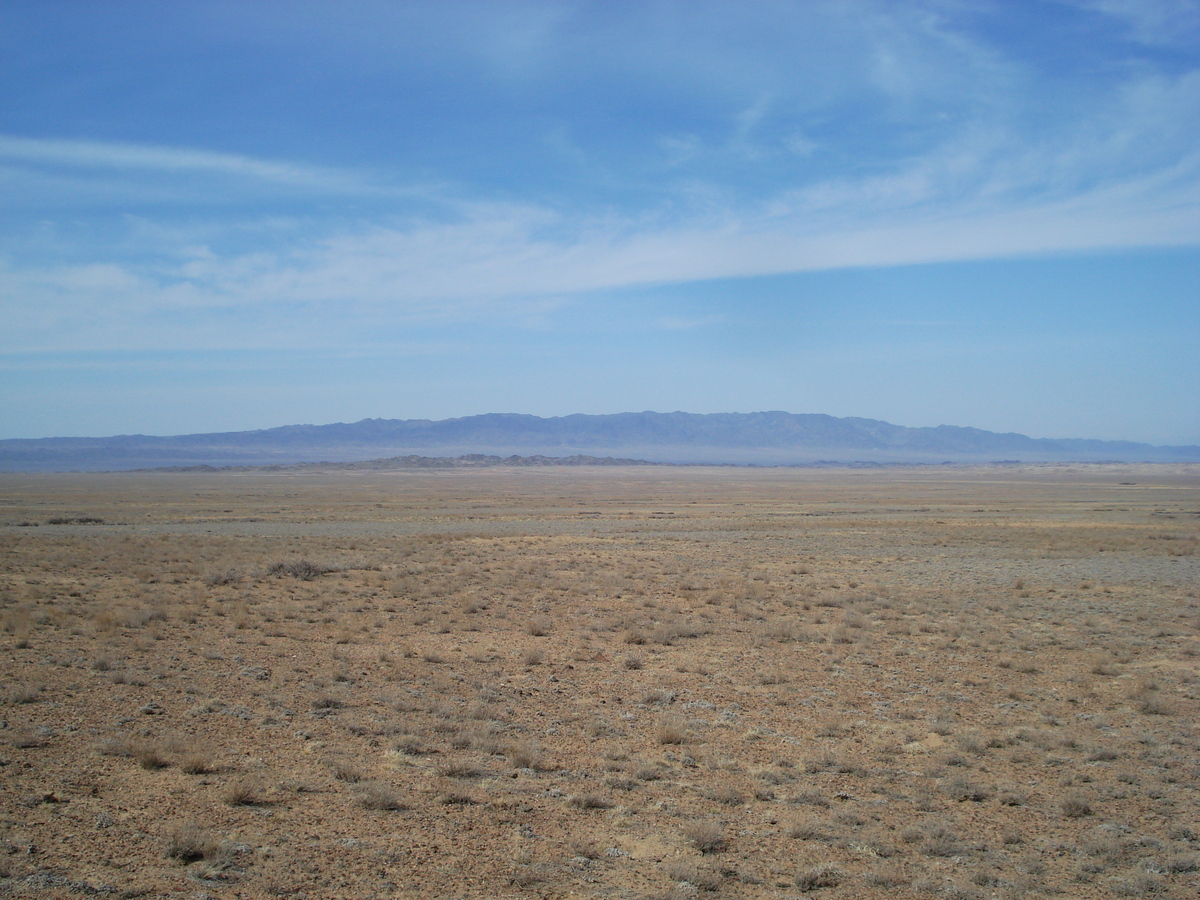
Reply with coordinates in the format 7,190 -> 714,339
96,735 -> 176,770
795,863 -> 844,891
163,822 -> 221,862
7,683 -> 42,704
656,715 -> 688,745
1138,692 -> 1177,716
353,781 -> 407,810
682,819 -> 726,854
945,775 -> 992,802
504,741 -> 543,770
266,559 -> 338,580
203,568 -> 241,587
1061,794 -> 1093,818
178,749 -> 218,775
662,859 -> 722,891
222,777 -> 266,806
328,758 -> 367,783
522,647 -> 544,666
440,761 -> 484,778
567,793 -> 613,810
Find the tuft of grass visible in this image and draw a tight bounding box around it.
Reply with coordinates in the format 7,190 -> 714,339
945,775 -> 991,802
164,822 -> 221,862
1139,693 -> 1176,716
796,864 -> 844,891
505,742 -> 542,770
440,761 -> 484,778
354,781 -> 407,811
522,648 -> 544,666
656,715 -> 688,745
135,742 -> 171,770
203,568 -> 241,587
567,793 -> 613,810
223,777 -> 266,806
267,559 -> 338,580
8,683 -> 42,704
682,819 -> 726,854
1061,794 -> 1093,818
329,758 -> 368,783
178,750 -> 217,775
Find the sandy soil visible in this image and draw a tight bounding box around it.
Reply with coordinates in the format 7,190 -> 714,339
1,464 -> 1197,899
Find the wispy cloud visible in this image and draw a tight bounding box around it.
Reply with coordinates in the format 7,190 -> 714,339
0,134 -> 368,191
3,2 -> 1199,355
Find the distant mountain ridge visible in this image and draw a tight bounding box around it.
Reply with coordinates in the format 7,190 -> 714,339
2,411 -> 1197,471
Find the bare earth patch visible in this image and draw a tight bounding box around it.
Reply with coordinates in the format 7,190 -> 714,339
0,464 -> 1198,898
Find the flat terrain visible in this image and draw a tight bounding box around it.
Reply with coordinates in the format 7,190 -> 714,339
1,464 -> 1197,899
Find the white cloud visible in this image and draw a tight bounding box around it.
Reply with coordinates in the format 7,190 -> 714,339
1070,0 -> 1200,45
5,144 -> 1197,355
3,4 -> 1200,354
0,135 -> 351,188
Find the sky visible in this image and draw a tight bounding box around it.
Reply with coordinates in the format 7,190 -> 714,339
1,1 -> 1198,445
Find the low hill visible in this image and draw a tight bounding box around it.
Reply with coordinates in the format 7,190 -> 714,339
2,411 -> 1197,471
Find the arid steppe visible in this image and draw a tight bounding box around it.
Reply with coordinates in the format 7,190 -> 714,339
1,464 -> 1198,899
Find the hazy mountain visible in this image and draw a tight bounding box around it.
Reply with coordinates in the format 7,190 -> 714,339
2,411 -> 1197,471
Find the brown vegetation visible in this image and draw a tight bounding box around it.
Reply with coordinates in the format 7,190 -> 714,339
0,463 -> 1198,897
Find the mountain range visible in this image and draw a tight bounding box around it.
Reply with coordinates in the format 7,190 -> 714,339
2,412 -> 1197,471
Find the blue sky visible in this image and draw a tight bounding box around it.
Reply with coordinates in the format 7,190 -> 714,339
2,1 -> 1198,444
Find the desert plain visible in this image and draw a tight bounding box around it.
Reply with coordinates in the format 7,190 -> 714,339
0,463 -> 1197,899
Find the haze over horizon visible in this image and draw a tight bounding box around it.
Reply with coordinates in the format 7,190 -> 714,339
3,2 -> 1199,446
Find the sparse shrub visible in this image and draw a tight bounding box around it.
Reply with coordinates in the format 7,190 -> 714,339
663,859 -> 722,891
683,819 -> 726,853
164,822 -> 220,862
1139,693 -> 1176,716
1165,854 -> 1199,874
796,864 -> 843,890
440,761 -> 483,778
922,824 -> 964,857
8,683 -> 42,704
945,775 -> 991,802
223,777 -> 265,806
1109,874 -> 1165,896
204,568 -> 241,587
178,750 -> 217,775
656,715 -> 688,745
567,793 -> 613,810
354,781 -> 407,810
704,785 -> 744,806
329,759 -> 367,783
863,865 -> 910,887
505,742 -> 542,770
787,819 -> 833,842
393,734 -> 429,756
790,789 -> 830,808
1061,794 -> 1093,818
135,742 -> 171,770
267,559 -> 337,580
